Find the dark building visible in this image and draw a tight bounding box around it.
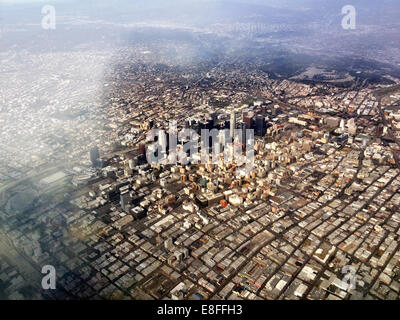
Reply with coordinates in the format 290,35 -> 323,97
255,115 -> 267,137
195,194 -> 208,207
137,154 -> 146,165
90,146 -> 100,167
243,113 -> 254,129
138,143 -> 146,156
148,119 -> 154,129
217,120 -> 229,131
210,112 -> 217,125
105,189 -> 119,201
240,122 -> 248,145
199,119 -> 214,131
336,134 -> 349,144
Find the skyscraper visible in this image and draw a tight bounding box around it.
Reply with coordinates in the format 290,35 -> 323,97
230,110 -> 236,140
120,191 -> 131,212
255,115 -> 266,137
243,112 -> 254,129
138,143 -> 146,156
240,122 -> 248,145
90,146 -> 100,167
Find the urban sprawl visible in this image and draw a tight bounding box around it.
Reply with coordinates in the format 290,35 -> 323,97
1,52 -> 400,301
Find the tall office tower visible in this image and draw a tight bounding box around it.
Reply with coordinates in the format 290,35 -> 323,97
90,146 -> 100,167
138,143 -> 146,156
240,122 -> 248,145
120,191 -> 131,212
243,112 -> 254,129
255,115 -> 267,137
230,110 -> 236,140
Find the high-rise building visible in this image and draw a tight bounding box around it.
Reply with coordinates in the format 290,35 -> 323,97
90,146 -> 100,167
255,115 -> 267,137
230,110 -> 236,139
138,143 -> 146,156
240,122 -> 248,145
120,191 -> 131,212
242,112 -> 254,129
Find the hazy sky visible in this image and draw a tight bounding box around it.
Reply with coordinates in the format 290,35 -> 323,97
1,0 -> 399,9
0,0 -> 56,3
